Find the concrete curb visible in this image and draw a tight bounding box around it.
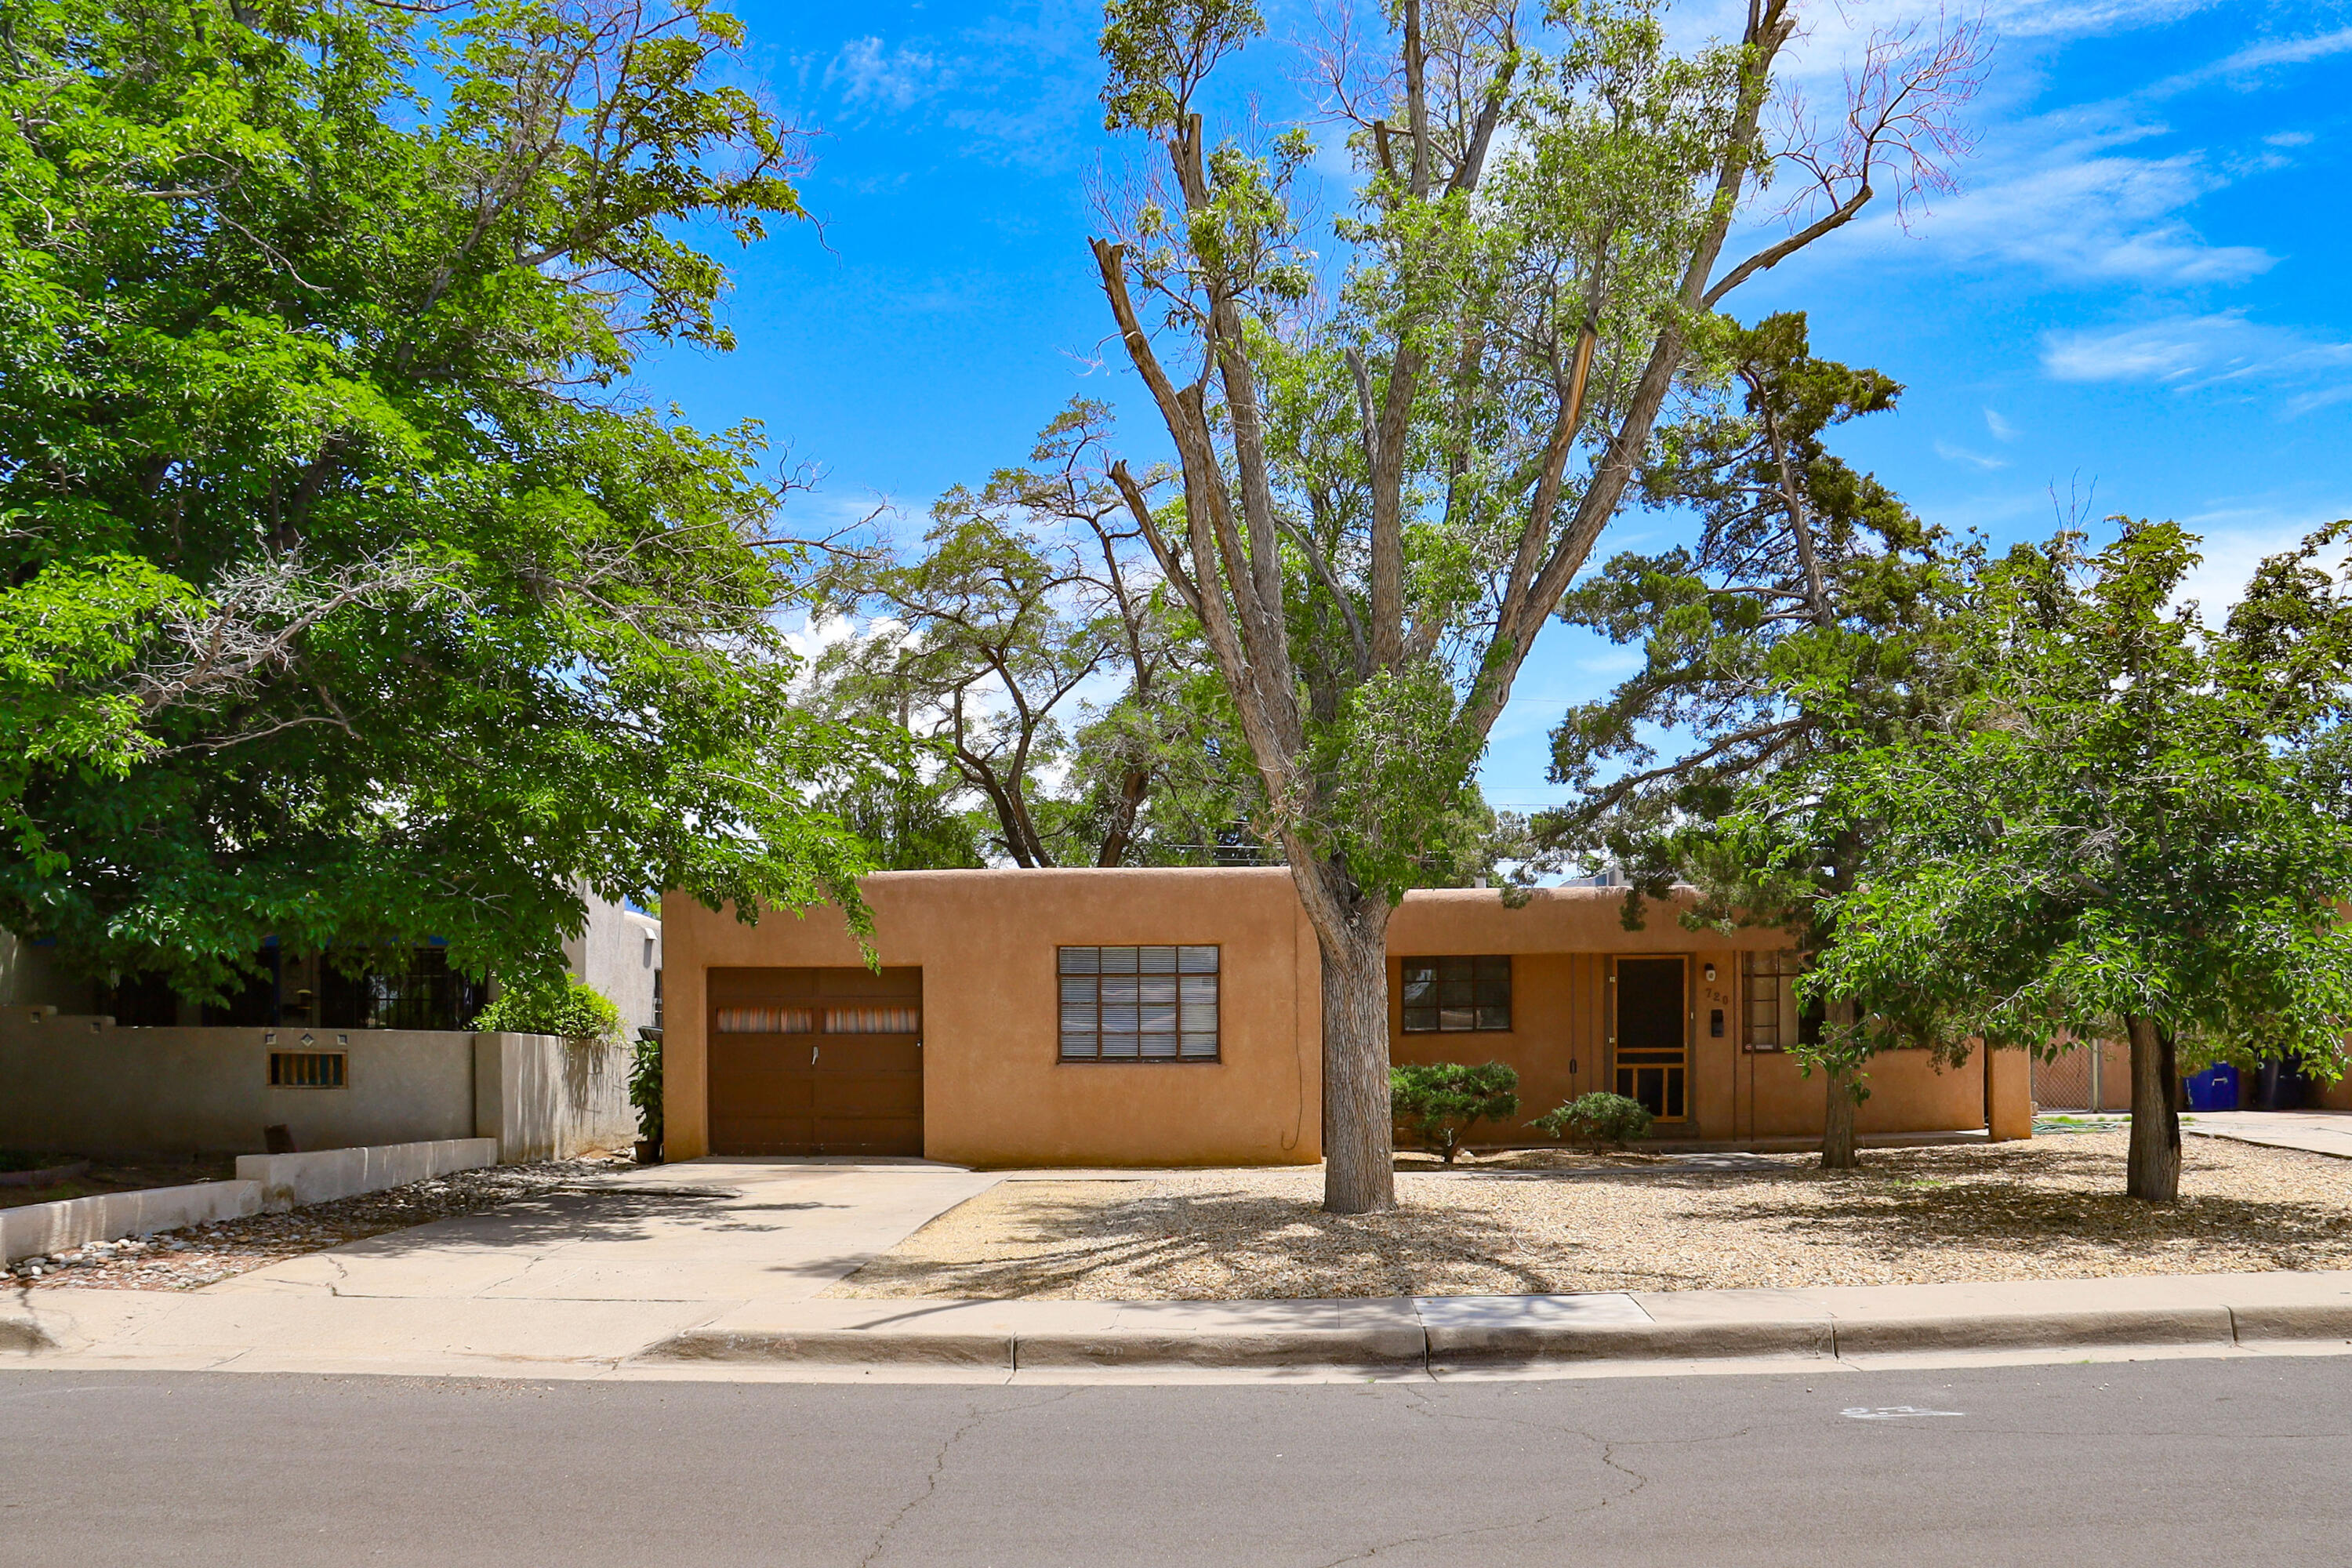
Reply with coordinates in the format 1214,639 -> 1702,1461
1018,1327 -> 1429,1370
1832,1306 -> 2234,1357
648,1330 -> 1016,1370
1426,1319 -> 1831,1367
2228,1303 -> 2352,1342
638,1300 -> 2352,1373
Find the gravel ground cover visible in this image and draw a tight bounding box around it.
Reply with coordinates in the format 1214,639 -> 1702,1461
829,1131 -> 2352,1301
7,1155 -> 636,1290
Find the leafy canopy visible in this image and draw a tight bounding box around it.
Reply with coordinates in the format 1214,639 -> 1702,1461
0,0 -> 873,999
1809,520 -> 2352,1081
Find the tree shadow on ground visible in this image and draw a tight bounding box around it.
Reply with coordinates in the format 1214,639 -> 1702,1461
839,1182 -> 1586,1301
1708,1143 -> 2352,1269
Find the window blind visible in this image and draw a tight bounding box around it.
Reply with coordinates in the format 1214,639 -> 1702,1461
1058,946 -> 1218,1062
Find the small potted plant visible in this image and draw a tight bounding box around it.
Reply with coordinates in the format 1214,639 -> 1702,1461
630,1028 -> 663,1164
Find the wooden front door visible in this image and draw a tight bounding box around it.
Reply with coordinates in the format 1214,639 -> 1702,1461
707,967 -> 923,1156
1613,956 -> 1687,1121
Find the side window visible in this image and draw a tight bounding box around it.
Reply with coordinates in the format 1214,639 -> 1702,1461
1399,956 -> 1511,1033
1744,951 -> 1813,1051
1058,946 -> 1220,1062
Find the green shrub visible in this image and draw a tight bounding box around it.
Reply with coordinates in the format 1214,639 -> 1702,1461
630,1033 -> 663,1149
471,981 -> 622,1041
1531,1091 -> 1653,1150
1389,1062 -> 1521,1165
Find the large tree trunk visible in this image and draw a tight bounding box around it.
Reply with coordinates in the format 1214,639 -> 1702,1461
1818,996 -> 1860,1170
1318,909 -> 1398,1214
2125,1013 -> 2181,1201
1820,1067 -> 1858,1170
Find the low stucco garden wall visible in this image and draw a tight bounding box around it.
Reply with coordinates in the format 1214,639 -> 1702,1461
0,1017 -> 632,1161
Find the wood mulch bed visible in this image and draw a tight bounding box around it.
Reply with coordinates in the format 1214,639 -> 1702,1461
828,1131 -> 2352,1301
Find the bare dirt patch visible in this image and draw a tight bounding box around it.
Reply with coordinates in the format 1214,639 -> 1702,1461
9,1156 -> 637,1291
829,1131 -> 2352,1301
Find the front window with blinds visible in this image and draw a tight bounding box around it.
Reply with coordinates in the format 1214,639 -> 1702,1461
1058,946 -> 1219,1062
1399,956 -> 1512,1033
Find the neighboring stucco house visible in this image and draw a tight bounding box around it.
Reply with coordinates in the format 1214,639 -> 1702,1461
564,891 -> 662,1038
660,867 -> 2036,1167
2,892 -> 662,1036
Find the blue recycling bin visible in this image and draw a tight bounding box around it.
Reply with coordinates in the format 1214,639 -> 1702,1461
2183,1063 -> 2239,1111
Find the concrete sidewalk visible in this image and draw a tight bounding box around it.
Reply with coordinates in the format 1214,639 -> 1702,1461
11,1155 -> 2352,1384
2187,1109 -> 2352,1161
2,1160 -> 1002,1377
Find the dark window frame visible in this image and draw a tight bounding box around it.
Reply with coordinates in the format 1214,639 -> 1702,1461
1399,955 -> 1512,1033
1057,946 -> 1221,1063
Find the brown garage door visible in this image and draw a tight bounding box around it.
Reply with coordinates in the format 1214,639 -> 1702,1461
708,967 -> 922,1156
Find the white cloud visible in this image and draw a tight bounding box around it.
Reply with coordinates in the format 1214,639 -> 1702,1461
1935,439 -> 2011,470
824,37 -> 946,112
2144,27 -> 2352,98
2172,505 -> 2351,612
2041,312 -> 2352,412
1984,408 -> 2022,441
1873,119 -> 2274,284
1755,20 -> 2352,291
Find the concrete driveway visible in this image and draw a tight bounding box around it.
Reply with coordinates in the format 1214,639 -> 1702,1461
2187,1109 -> 2352,1160
4,1160 -> 1001,1377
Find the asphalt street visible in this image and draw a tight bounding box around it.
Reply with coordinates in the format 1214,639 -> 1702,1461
3,1355 -> 2347,1566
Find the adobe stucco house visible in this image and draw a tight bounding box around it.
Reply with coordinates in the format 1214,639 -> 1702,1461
662,868 -> 2033,1166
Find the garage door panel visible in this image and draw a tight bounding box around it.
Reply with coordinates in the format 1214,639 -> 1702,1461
709,969 -> 923,1157
817,1076 -> 924,1117
811,1037 -> 920,1073
816,968 -> 920,999
809,1126 -> 922,1157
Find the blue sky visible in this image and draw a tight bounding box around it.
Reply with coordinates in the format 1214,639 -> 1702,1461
633,0 -> 2352,811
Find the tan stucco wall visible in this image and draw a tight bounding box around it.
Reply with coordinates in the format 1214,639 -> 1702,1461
668,872 -> 2013,1166
0,1020 -> 633,1160
0,1019 -> 477,1157
0,930 -> 76,1012
1385,888 -> 2001,1143
662,869 -> 1322,1167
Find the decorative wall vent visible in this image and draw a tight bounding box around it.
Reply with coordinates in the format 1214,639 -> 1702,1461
269,1050 -> 347,1088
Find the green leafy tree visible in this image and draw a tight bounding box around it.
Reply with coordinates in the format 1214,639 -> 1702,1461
1811,521 -> 2352,1200
811,402 -> 1257,868
1390,1061 -> 1520,1163
1542,314 -> 1958,1167
1091,0 -> 1987,1210
0,0 -> 874,1001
